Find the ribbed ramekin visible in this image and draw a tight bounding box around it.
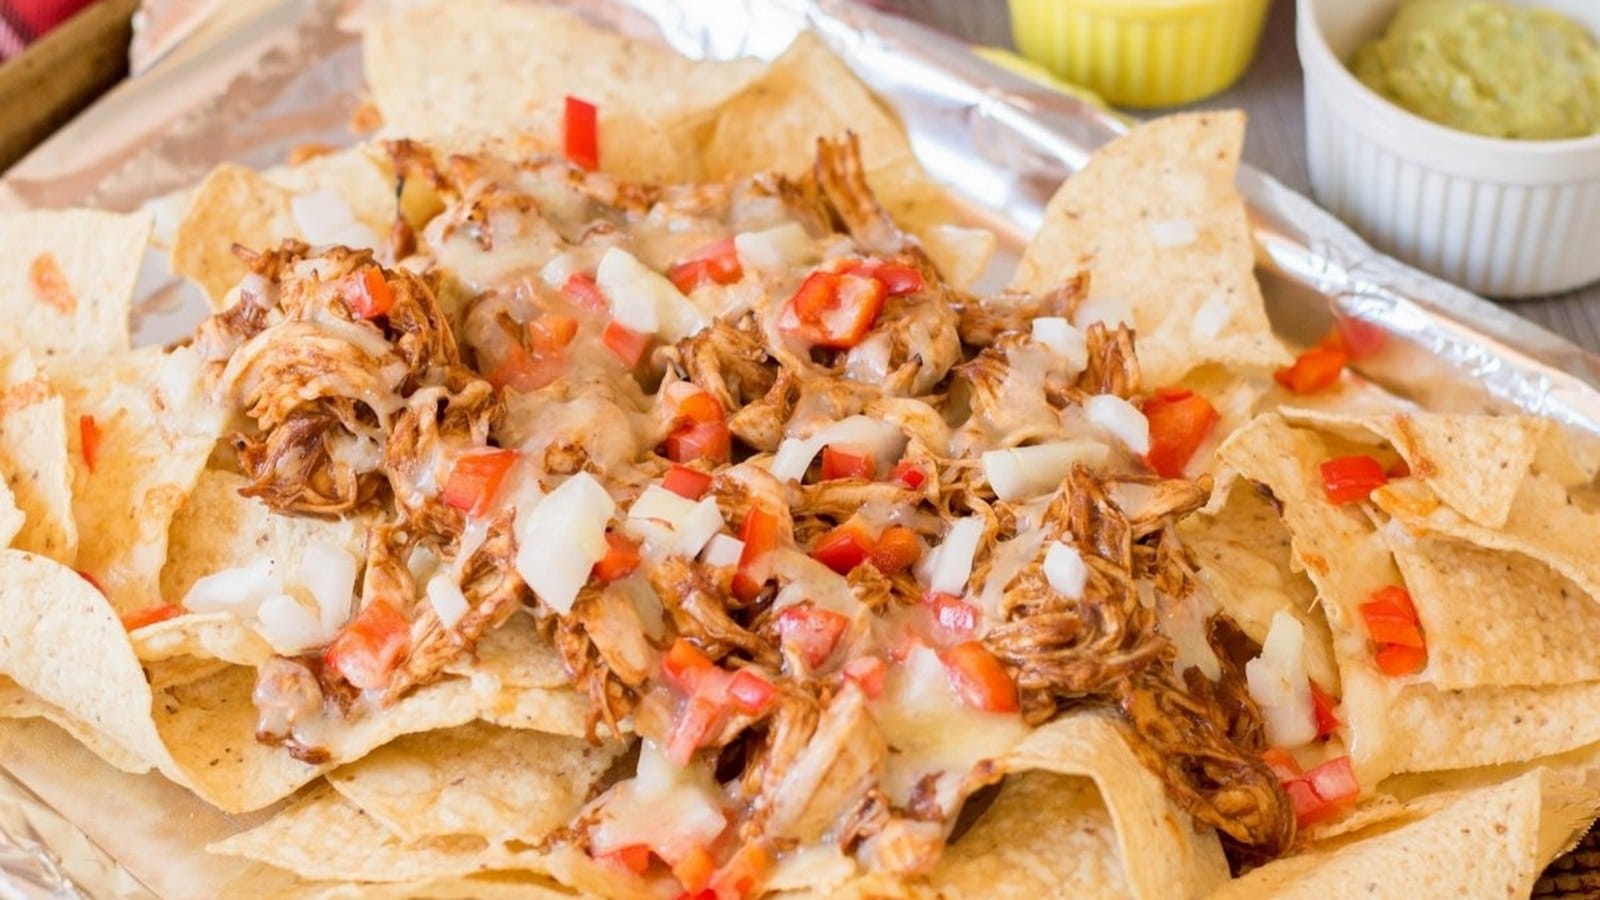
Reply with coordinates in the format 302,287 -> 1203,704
1008,0 -> 1272,108
1298,0 -> 1600,298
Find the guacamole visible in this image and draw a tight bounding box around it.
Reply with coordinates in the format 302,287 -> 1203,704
1350,0 -> 1600,140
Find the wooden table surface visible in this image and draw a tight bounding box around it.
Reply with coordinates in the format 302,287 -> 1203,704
897,0 -> 1600,356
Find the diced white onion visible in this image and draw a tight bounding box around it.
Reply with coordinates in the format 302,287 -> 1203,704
590,742 -> 728,859
977,529 -> 1046,618
182,558 -> 283,616
1071,295 -> 1132,330
297,540 -> 357,631
1085,394 -> 1150,455
1245,611 -> 1317,748
674,497 -> 726,558
770,436 -> 823,483
1149,218 -> 1198,248
290,190 -> 380,251
426,574 -> 471,630
255,594 -> 336,654
928,516 -> 984,596
1191,294 -> 1233,341
981,440 -> 1110,502
701,533 -> 745,567
733,223 -> 813,271
406,545 -> 440,585
514,472 -> 615,615
1030,317 -> 1088,376
539,250 -> 586,289
595,248 -> 662,333
1043,541 -> 1088,600
628,483 -> 699,525
1164,587 -> 1223,682
920,224 -> 997,291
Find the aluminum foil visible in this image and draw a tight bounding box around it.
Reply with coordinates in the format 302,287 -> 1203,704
4,0 -> 1600,894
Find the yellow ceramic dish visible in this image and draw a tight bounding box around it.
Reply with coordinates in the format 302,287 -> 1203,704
1009,0 -> 1273,107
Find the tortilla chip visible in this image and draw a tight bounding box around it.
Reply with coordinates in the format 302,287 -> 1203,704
262,144 -> 397,239
1210,769 -> 1592,899
50,347 -> 222,615
0,353 -> 77,563
130,612 -> 274,667
1003,712 -> 1229,900
1282,408 -> 1548,529
326,722 -> 623,843
362,0 -> 762,144
0,479 -> 21,547
1373,474 -> 1600,604
0,675 -> 154,774
929,771 -> 1131,899
171,164 -> 297,306
1180,487 -> 1340,691
1011,112 -> 1290,385
297,872 -> 582,900
0,208 -> 149,360
1379,524 -> 1600,689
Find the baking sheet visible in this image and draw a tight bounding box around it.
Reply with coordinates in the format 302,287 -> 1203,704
5,0 -> 1600,895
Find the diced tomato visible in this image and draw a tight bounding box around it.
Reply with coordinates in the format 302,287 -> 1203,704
324,599 -> 412,690
1309,680 -> 1342,738
78,414 -> 101,473
1373,643 -> 1428,676
674,390 -> 725,426
1359,586 -> 1425,649
889,460 -> 926,489
564,96 -> 599,171
343,267 -> 394,319
662,638 -> 718,696
785,270 -> 887,350
839,260 -> 925,296
1260,747 -> 1303,781
529,314 -> 578,354
811,522 -> 875,575
733,507 -> 779,602
869,526 -> 921,576
1291,756 -> 1360,827
668,237 -> 743,294
925,591 -> 978,639
598,844 -> 653,875
1319,455 -> 1387,505
441,448 -> 519,515
664,421 -> 732,465
1332,317 -> 1387,360
672,844 -> 717,894
1274,345 -> 1347,395
940,641 -> 1018,713
120,603 -> 181,631
1140,387 -> 1220,478
775,604 -> 849,670
563,273 -> 608,312
1368,584 -> 1418,619
663,464 -> 714,500
726,668 -> 776,715
820,445 -> 875,481
485,347 -> 563,392
593,533 -> 641,584
603,320 -> 652,367
843,656 -> 887,699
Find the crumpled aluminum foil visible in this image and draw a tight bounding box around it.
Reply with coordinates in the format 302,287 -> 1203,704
4,0 -> 1600,895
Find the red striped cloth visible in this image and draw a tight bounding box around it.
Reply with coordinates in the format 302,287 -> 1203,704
0,0 -> 95,61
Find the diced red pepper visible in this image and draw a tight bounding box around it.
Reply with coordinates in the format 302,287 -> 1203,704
120,603 -> 181,631
563,273 -> 608,312
708,843 -> 771,900
325,599 -> 412,690
662,464 -> 714,500
672,845 -> 717,894
598,844 -> 653,875
564,96 -> 599,171
663,422 -> 731,465
1331,317 -> 1387,360
1140,387 -> 1219,479
593,533 -> 641,584
890,460 -> 926,489
485,347 -> 563,392
868,526 -> 921,576
839,260 -> 925,296
785,270 -> 887,350
1320,455 -> 1388,505
726,668 -> 776,715
441,448 -> 519,516
820,445 -> 875,481
78,414 -> 101,474
673,390 -> 725,426
843,656 -> 887,699
667,237 -> 743,294
75,569 -> 105,595
775,604 -> 849,670
662,638 -> 718,696
602,320 -> 652,367
1274,346 -> 1347,395
732,507 -> 778,602
1309,680 -> 1342,738
925,591 -> 978,639
666,691 -> 724,766
528,314 -> 578,354
345,267 -> 394,319
1359,586 -> 1425,649
940,641 -> 1018,713
1386,457 -> 1411,479
811,522 -> 875,575
1289,756 -> 1360,827
1373,643 -> 1428,676
1261,747 -> 1303,781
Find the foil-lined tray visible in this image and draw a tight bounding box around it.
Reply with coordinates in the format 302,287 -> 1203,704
4,0 -> 1600,895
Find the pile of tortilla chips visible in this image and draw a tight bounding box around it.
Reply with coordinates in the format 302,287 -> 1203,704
3,1 -> 1600,897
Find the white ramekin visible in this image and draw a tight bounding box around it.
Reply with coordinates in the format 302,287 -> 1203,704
1297,0 -> 1600,298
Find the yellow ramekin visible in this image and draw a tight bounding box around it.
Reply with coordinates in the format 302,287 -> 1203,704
1008,0 -> 1273,108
